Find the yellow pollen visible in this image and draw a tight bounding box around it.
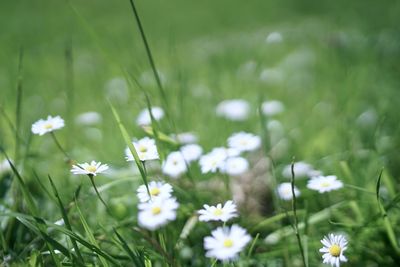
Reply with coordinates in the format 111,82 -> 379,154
321,181 -> 331,187
44,123 -> 53,129
151,206 -> 161,215
223,239 -> 233,248
213,208 -> 223,216
150,187 -> 160,196
329,244 -> 341,257
85,166 -> 97,173
138,145 -> 147,153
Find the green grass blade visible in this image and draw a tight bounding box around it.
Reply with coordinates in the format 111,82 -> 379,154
113,228 -> 145,267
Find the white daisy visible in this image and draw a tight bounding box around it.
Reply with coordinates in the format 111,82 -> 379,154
277,182 -> 300,201
221,157 -> 249,176
307,175 -> 343,193
216,99 -> 250,121
199,147 -> 240,174
320,233 -> 348,267
266,32 -> 283,44
31,115 -> 65,136
261,100 -> 285,116
137,181 -> 173,203
282,161 -> 314,179
198,200 -> 238,222
138,197 -> 179,231
180,144 -> 203,162
162,151 -> 187,178
173,132 -> 198,144
227,132 -> 261,152
204,224 -> 251,261
70,161 -> 109,176
125,137 -> 159,162
75,111 -> 102,126
136,106 -> 164,126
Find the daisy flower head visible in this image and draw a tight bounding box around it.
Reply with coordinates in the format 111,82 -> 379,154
173,132 -> 198,144
216,99 -> 250,121
266,31 -> 283,44
162,151 -> 187,178
198,200 -> 238,222
261,100 -> 285,116
199,151 -> 226,174
180,144 -> 203,162
320,233 -> 348,267
138,197 -> 179,231
282,161 -> 314,179
125,137 -> 159,162
136,106 -> 164,126
137,181 -> 173,203
277,182 -> 300,201
307,175 -> 343,193
71,161 -> 109,176
31,115 -> 65,136
204,224 -> 251,261
221,157 -> 249,176
227,132 -> 261,152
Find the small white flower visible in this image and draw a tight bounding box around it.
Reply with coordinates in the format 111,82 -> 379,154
266,32 -> 283,44
277,182 -> 300,201
125,137 -> 159,161
138,197 -> 179,230
75,111 -> 102,125
307,175 -> 343,193
198,200 -> 238,222
137,181 -> 173,203
261,100 -> 285,116
282,161 -> 314,179
204,224 -> 251,261
71,161 -> 109,176
227,132 -> 261,152
199,147 -> 240,174
162,151 -> 187,178
259,68 -> 283,84
320,233 -> 348,267
216,99 -> 250,121
173,132 -> 198,144
221,157 -> 249,176
31,115 -> 65,136
180,144 -> 203,162
136,107 -> 164,126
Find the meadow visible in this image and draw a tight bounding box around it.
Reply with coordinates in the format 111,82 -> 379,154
1,0 -> 400,266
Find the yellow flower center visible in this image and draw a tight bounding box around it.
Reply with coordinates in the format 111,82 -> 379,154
223,239 -> 234,248
213,208 -> 223,216
44,123 -> 53,129
329,244 -> 341,257
138,145 -> 148,153
150,187 -> 160,196
151,206 -> 161,215
321,181 -> 331,187
85,166 -> 97,173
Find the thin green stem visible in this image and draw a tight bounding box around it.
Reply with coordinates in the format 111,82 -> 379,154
89,175 -> 111,215
50,132 -> 70,161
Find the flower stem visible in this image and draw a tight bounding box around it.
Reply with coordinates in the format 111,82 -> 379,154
50,132 -> 71,162
89,175 -> 111,215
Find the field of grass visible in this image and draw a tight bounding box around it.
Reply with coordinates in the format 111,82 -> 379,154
1,0 -> 400,266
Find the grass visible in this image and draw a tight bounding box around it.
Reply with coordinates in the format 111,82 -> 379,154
1,0 -> 400,266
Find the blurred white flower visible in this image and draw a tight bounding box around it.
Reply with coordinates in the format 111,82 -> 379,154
228,132 -> 261,152
356,108 -> 378,128
282,161 -> 313,179
139,70 -> 166,87
31,115 -> 65,136
277,182 -> 300,201
204,225 -> 251,261
221,157 -> 249,176
180,144 -> 203,162
71,161 -> 108,176
0,159 -> 12,175
259,68 -> 283,84
104,77 -> 129,104
261,100 -> 285,116
216,99 -> 250,121
137,181 -> 173,203
199,147 -> 239,174
136,106 -> 165,126
125,137 -> 159,161
75,112 -> 102,126
198,200 -> 238,222
162,151 -> 187,178
266,32 -> 283,44
173,132 -> 198,144
138,197 -> 179,231
320,233 -> 348,267
307,175 -> 343,193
